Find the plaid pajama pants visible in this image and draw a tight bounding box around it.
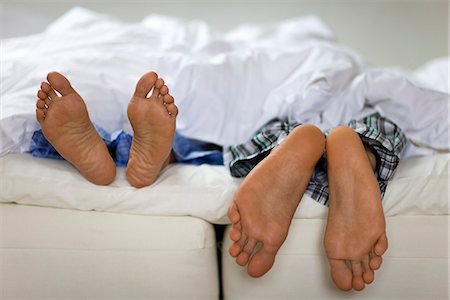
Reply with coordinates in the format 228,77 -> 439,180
224,112 -> 406,206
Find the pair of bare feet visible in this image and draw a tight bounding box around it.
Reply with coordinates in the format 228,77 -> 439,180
36,71 -> 178,187
36,71 -> 386,291
228,124 -> 387,291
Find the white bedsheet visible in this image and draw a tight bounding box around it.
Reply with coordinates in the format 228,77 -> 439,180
0,7 -> 448,159
0,153 -> 448,223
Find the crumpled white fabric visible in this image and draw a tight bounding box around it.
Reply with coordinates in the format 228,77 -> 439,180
0,152 -> 448,223
1,7 -> 448,158
412,57 -> 449,94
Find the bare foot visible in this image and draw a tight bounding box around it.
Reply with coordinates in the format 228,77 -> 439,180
126,72 -> 178,188
35,72 -> 116,185
324,126 -> 387,291
228,124 -> 325,277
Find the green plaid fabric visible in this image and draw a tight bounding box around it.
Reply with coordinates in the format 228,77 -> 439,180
224,112 -> 406,206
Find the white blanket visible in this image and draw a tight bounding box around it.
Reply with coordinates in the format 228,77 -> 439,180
1,7 -> 448,158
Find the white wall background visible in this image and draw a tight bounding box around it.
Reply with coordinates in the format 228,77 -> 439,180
0,0 -> 448,69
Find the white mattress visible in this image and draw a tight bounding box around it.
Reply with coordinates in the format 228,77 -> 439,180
222,216 -> 449,300
1,153 -> 447,299
0,153 -> 448,223
0,203 -> 219,300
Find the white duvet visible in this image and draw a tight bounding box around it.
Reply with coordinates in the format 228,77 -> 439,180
1,7 -> 448,159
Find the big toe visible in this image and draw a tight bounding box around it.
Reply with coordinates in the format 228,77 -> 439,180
247,246 -> 276,277
134,71 -> 158,98
329,259 -> 353,291
47,72 -> 75,96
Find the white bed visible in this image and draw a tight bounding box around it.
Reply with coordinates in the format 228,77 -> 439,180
1,204 -> 219,300
221,154 -> 449,300
1,4 -> 449,300
222,216 -> 448,300
1,152 -> 448,299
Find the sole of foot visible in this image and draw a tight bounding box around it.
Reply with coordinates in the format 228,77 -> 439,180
228,124 -> 326,277
324,126 -> 387,291
35,72 -> 116,185
126,71 -> 178,188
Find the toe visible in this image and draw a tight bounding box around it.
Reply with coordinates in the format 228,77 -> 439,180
134,71 -> 158,98
163,94 -> 174,104
229,225 -> 241,242
160,85 -> 169,96
353,279 -> 365,291
41,82 -> 58,100
329,259 -> 353,291
229,242 -> 242,257
374,233 -> 388,256
351,261 -> 365,291
242,238 -> 258,255
36,99 -> 46,109
151,87 -> 160,98
37,90 -> 47,100
228,202 -> 241,224
236,251 -> 250,266
36,108 -> 45,123
369,254 -> 383,270
155,78 -> 164,89
237,232 -> 248,249
151,79 -> 165,98
47,72 -> 75,96
166,104 -> 178,117
362,255 -> 374,284
247,244 -> 276,277
363,270 -> 375,285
